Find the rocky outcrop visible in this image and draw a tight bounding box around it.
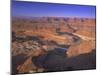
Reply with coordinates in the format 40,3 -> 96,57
17,57 -> 45,73
67,40 -> 95,57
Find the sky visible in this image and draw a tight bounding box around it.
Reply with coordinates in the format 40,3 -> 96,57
12,0 -> 96,18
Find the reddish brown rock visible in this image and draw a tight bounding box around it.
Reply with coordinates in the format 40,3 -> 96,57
67,40 -> 95,57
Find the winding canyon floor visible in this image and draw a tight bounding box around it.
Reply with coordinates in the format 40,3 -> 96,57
12,17 -> 96,74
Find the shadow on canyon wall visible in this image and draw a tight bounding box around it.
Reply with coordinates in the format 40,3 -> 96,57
32,49 -> 96,72
12,54 -> 28,74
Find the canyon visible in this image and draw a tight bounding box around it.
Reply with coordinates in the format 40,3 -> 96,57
12,17 -> 96,74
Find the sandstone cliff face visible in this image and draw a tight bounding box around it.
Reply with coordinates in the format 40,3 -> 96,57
17,57 -> 45,73
67,40 -> 95,57
17,57 -> 37,73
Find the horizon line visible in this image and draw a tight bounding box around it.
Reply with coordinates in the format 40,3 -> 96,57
12,16 -> 96,19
